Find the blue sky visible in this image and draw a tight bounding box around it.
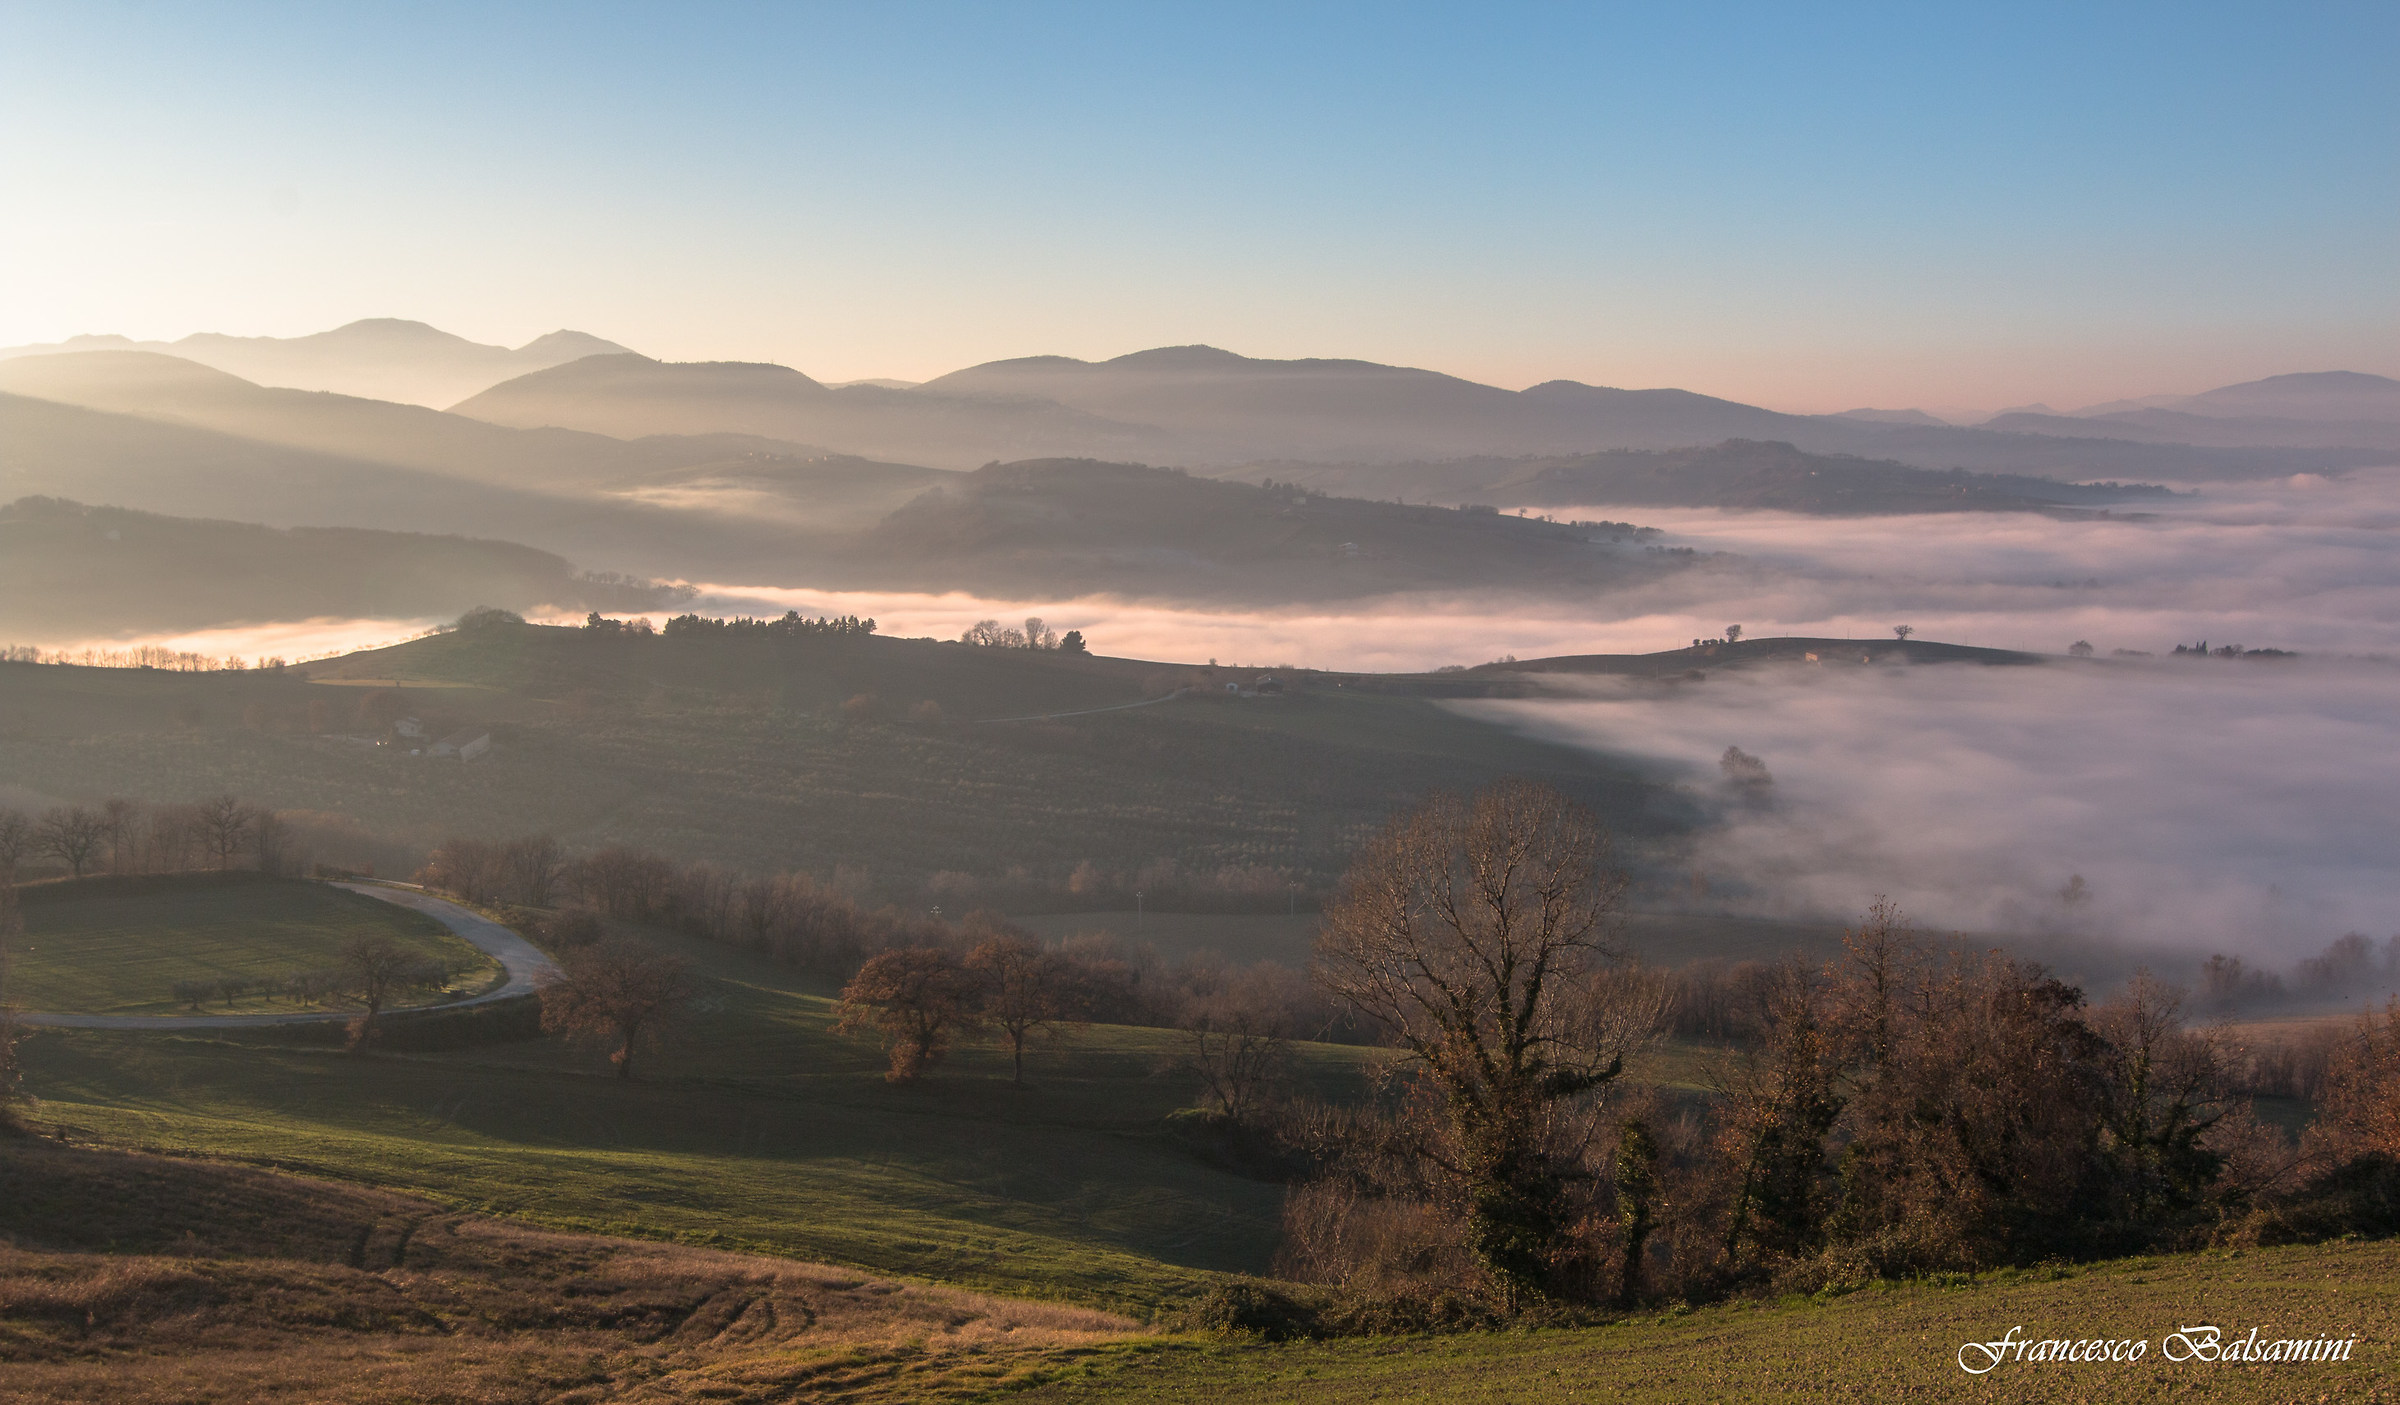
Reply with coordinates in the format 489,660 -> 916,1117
3,2 -> 2392,409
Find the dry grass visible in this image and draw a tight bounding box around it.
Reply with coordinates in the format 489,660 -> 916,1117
0,1138 -> 1138,1403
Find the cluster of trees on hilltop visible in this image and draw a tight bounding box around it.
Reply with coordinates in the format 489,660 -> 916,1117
956,616 -> 1085,652
657,611 -> 878,639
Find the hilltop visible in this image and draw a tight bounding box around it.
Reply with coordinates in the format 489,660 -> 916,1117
1219,439 -> 2175,515
0,498 -> 681,644
839,458 -> 1679,602
451,353 -> 1177,470
0,619 -> 1665,892
0,318 -> 632,407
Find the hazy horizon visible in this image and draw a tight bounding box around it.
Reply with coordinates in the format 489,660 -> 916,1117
6,5 -> 2394,413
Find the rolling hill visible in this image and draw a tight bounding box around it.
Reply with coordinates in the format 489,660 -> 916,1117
0,619 -> 1668,890
450,353 -> 1180,470
914,345 -> 2381,478
1219,439 -> 2176,514
0,498 -> 684,644
0,317 -> 632,407
0,350 -> 758,493
839,458 -> 1681,602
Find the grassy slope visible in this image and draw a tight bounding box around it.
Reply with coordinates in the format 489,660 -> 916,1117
1019,1244 -> 2400,1403
0,624 -> 1670,885
0,1140 -> 1139,1405
8,873 -> 484,1015
17,924 -> 1377,1314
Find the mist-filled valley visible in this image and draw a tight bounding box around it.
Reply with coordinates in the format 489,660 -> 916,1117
8,331 -> 2398,984
5,9 -> 2398,1386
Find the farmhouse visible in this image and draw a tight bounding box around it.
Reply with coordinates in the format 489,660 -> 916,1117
429,728 -> 492,761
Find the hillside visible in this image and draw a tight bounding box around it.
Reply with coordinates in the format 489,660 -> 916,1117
0,1139 -> 1137,1404
1478,633 -> 2046,676
916,345 -> 2376,478
0,498 -> 682,644
451,353 -> 1180,470
0,350 -> 770,493
1220,439 -> 2175,515
840,458 -> 1682,602
0,317 -> 633,407
0,390 -> 880,587
0,621 -> 1670,892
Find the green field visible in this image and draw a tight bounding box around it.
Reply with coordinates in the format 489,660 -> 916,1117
17,919 -> 1382,1313
5,873 -> 488,1015
7,882 -> 2391,1401
1018,1242 -> 2400,1403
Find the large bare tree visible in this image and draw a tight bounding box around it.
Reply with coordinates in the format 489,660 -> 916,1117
1315,778 -> 1641,1302
0,810 -> 31,884
192,795 -> 255,871
337,934 -> 430,1051
538,939 -> 696,1080
37,807 -> 107,879
966,934 -> 1080,1085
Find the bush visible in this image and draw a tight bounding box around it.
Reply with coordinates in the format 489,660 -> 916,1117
1176,1279 -> 1330,1341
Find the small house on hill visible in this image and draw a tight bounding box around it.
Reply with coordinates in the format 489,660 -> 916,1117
430,728 -> 491,761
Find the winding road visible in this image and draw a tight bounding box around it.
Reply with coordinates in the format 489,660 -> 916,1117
15,882 -> 560,1031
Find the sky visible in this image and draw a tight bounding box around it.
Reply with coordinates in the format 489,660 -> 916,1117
2,2 -> 2394,412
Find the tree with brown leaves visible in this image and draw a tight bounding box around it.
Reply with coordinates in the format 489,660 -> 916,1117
1314,778 -> 1638,1303
837,947 -> 979,1082
539,939 -> 696,1080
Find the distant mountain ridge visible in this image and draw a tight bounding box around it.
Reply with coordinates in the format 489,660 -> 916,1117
0,318 -> 633,407
465,344 -> 2382,480
451,352 -> 1182,470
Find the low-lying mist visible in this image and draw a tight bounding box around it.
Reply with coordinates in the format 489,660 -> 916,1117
1462,658 -> 2400,963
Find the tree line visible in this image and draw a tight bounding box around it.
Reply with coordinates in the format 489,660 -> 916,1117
414,789 -> 2400,1326
0,796 -> 294,881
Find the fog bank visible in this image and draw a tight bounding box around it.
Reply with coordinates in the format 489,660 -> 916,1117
1463,658 -> 2400,959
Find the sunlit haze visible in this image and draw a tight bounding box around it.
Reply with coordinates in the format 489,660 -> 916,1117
4,3 -> 2394,411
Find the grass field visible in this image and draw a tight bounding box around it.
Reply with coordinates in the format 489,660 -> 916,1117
5,873 -> 489,1015
15,920 -> 1382,1314
0,1139 -> 1143,1405
1015,1242 -> 2400,1403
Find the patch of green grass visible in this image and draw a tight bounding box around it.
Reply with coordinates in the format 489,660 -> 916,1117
1017,1243 -> 2400,1403
17,927 -> 1376,1314
6,872 -> 489,1015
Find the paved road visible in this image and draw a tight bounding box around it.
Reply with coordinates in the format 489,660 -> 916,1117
15,882 -> 560,1031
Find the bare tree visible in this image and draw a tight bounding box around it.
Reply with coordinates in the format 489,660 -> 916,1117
836,947 -> 980,1082
100,798 -> 143,874
1171,989 -> 1293,1125
1315,778 -> 1637,1303
38,807 -> 107,879
0,886 -> 25,1129
193,794 -> 255,871
967,933 -> 1080,1084
1892,624 -> 1915,641
503,834 -> 564,907
0,810 -> 31,884
337,934 -> 426,1051
538,939 -> 696,1079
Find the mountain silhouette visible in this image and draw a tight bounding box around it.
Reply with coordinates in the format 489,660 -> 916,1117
0,318 -> 632,406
